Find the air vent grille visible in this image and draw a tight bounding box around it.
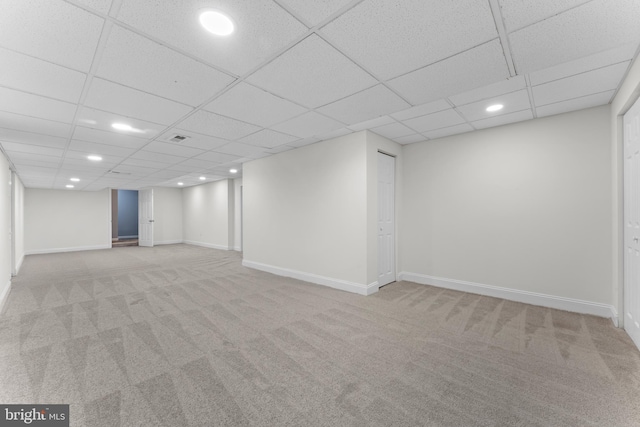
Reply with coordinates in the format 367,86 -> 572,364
168,134 -> 189,143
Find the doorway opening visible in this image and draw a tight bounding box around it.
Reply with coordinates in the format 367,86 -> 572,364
111,189 -> 139,247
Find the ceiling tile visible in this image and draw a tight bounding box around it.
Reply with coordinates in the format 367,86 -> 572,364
204,82 -> 307,127
388,40 -> 510,105
73,0 -> 113,14
0,112 -> 71,138
0,87 -> 76,123
315,127 -> 353,141
72,126 -> 149,149
130,150 -> 185,164
239,129 -> 298,148
0,0 -> 103,72
96,26 -> 235,107
193,151 -> 240,163
499,0 -> 590,32
532,61 -> 629,106
510,0 -> 640,73
265,144 -> 296,154
76,107 -> 164,138
64,149 -> 122,164
321,0 -> 497,80
271,111 -> 344,138
448,76 -> 526,106
0,47 -> 86,103
422,123 -> 475,140
402,109 -> 466,133
116,0 -> 307,75
536,90 -> 615,118
68,140 -> 137,157
0,128 -> 68,149
84,78 -> 193,125
456,90 -> 532,122
317,85 -> 410,125
471,109 -> 534,130
528,43 -> 637,86
1,142 -> 64,157
213,142 -> 268,158
370,122 -> 415,139
278,0 -> 353,26
246,34 -> 377,108
287,137 -> 319,148
177,110 -> 260,140
9,152 -> 60,166
348,115 -> 395,131
393,134 -> 426,145
120,157 -> 174,169
390,100 -> 451,121
143,141 -> 205,158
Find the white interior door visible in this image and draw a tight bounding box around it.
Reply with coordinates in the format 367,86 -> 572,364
378,152 -> 395,287
624,96 -> 640,350
138,189 -> 154,247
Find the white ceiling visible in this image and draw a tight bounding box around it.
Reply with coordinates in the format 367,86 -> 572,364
0,0 -> 638,191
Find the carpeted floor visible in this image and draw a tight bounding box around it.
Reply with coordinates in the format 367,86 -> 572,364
1,244 -> 639,426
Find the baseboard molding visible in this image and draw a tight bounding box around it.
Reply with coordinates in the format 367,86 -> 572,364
0,280 -> 11,316
183,240 -> 232,251
154,240 -> 183,246
233,246 -> 242,252
13,253 -> 24,276
117,235 -> 138,239
243,259 -> 379,296
26,244 -> 112,255
399,272 -> 618,324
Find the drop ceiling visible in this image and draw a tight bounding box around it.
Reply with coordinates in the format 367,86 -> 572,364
0,0 -> 638,190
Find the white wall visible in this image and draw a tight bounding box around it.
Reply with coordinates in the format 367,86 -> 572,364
611,54 -> 640,323
182,179 -> 232,250
401,106 -> 614,318
152,187 -> 183,244
0,153 -> 12,312
11,172 -> 24,275
243,131 -> 371,293
233,178 -> 242,251
25,188 -> 111,254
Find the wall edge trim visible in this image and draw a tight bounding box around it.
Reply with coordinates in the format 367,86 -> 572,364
398,271 -> 618,324
25,244 -> 112,255
183,240 -> 232,251
0,280 -> 11,316
243,259 -> 379,296
154,240 -> 183,246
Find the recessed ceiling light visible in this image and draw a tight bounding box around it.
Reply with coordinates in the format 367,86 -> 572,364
112,123 -> 133,131
87,155 -> 102,161
486,104 -> 504,112
199,176 -> 206,180
178,182 -> 184,186
70,178 -> 80,182
229,168 -> 238,174
66,184 -> 74,188
199,10 -> 234,36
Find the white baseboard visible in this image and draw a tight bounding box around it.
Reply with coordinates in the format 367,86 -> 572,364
183,240 -> 232,251
154,240 -> 183,246
243,259 -> 379,296
233,246 -> 242,252
399,271 -> 618,324
26,244 -> 112,255
118,235 -> 138,239
13,253 -> 24,276
0,280 -> 11,316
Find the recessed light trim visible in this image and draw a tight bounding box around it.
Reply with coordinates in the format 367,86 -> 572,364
178,182 -> 184,186
486,104 -> 504,112
70,177 -> 80,182
199,10 -> 235,36
199,176 -> 206,180
112,123 -> 133,131
87,155 -> 102,161
66,184 -> 74,188
229,168 -> 238,174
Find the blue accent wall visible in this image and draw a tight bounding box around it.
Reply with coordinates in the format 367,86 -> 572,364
117,190 -> 138,237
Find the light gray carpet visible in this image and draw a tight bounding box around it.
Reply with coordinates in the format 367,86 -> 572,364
1,244 -> 639,426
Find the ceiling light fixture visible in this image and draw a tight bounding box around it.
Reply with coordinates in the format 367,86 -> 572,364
178,182 -> 184,186
199,176 -> 206,180
87,155 -> 102,161
70,178 -> 80,182
112,123 -> 133,131
66,184 -> 74,188
486,104 -> 504,112
199,10 -> 235,36
229,168 -> 238,174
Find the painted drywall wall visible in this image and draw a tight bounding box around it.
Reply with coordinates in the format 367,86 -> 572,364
233,178 -> 242,251
11,172 -> 24,275
0,153 -> 12,312
25,188 -> 110,254
182,179 -> 232,250
611,54 -> 640,323
401,106 -> 612,312
117,189 -> 138,238
111,189 -> 118,239
152,187 -> 183,244
243,131 -> 370,292
365,131 -> 404,286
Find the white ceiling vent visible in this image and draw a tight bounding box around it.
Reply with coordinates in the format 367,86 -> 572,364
167,134 -> 190,143
108,170 -> 131,175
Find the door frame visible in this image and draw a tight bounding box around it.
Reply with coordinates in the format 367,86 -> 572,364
377,150 -> 396,287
